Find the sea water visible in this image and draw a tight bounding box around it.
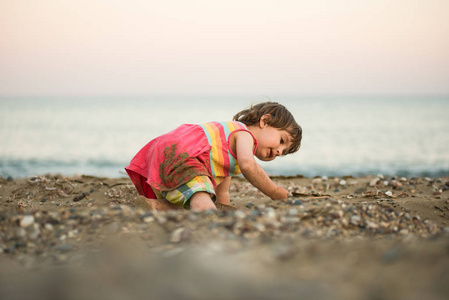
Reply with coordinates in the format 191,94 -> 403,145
1,95 -> 448,178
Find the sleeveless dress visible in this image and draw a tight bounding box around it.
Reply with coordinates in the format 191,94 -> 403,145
125,121 -> 257,199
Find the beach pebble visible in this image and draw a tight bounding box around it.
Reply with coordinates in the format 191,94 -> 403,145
170,227 -> 190,243
350,215 -> 361,225
367,222 -> 378,229
369,178 -> 380,187
312,178 -> 322,185
390,181 -> 402,189
264,208 -> 277,220
292,200 -> 303,206
330,210 -> 344,219
234,211 -> 245,219
339,180 -> 347,186
288,208 -> 298,216
20,215 -> 35,228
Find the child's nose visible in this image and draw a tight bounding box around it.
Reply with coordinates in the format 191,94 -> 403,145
276,145 -> 287,156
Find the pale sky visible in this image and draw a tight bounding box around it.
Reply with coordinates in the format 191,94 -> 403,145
1,0 -> 448,96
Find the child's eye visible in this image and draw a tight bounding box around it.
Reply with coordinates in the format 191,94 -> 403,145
280,138 -> 284,144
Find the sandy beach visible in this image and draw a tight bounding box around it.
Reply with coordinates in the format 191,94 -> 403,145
1,174 -> 448,299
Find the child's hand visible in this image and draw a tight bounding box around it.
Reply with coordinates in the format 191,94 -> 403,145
270,185 -> 289,200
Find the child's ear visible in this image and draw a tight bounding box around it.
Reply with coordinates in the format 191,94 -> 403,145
259,114 -> 272,128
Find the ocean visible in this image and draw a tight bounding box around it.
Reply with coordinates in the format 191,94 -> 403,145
1,95 -> 448,179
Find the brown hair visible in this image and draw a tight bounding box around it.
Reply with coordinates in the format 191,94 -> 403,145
233,101 -> 302,154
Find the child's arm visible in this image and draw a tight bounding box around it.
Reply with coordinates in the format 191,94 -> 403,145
215,177 -> 231,205
233,131 -> 289,200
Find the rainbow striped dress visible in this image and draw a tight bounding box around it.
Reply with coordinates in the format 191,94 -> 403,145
125,121 -> 257,199
200,121 -> 257,183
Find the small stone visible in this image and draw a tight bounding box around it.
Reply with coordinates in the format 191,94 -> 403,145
367,222 -> 378,229
339,180 -> 347,186
170,228 -> 190,243
245,202 -> 254,208
73,192 -> 89,202
292,200 -> 302,206
350,215 -> 361,225
7,176 -> 13,182
143,216 -> 155,223
20,215 -> 34,228
399,229 -> 409,235
16,228 -> 26,238
312,178 -> 322,185
264,208 -> 276,219
156,215 -> 167,224
40,198 -> 47,203
390,181 -> 402,189
369,178 -> 380,187
234,211 -> 245,219
385,191 -> 393,197
380,221 -> 389,228
288,208 -> 298,216
330,210 -> 343,219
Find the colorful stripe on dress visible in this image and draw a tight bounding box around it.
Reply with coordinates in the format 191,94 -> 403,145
200,121 -> 246,178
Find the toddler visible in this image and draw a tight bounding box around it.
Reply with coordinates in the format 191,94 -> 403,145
125,101 -> 302,211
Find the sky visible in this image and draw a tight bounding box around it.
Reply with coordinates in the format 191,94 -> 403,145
1,0 -> 448,96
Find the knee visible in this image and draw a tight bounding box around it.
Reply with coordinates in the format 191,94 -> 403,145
189,192 -> 217,211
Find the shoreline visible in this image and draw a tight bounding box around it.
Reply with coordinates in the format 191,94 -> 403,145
1,174 -> 449,299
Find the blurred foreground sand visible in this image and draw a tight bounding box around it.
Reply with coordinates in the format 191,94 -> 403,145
1,174 -> 448,300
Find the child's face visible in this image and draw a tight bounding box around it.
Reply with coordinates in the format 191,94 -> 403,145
255,126 -> 293,161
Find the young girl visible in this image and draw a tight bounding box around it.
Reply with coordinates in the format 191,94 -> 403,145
125,101 -> 302,211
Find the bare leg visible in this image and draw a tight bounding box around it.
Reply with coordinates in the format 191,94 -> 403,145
189,192 -> 217,211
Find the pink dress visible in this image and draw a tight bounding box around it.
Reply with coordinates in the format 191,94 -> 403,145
125,121 -> 257,199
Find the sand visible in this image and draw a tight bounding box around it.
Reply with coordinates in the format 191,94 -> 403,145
0,174 -> 448,300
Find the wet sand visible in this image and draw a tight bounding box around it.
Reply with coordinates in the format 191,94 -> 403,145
1,174 -> 448,299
